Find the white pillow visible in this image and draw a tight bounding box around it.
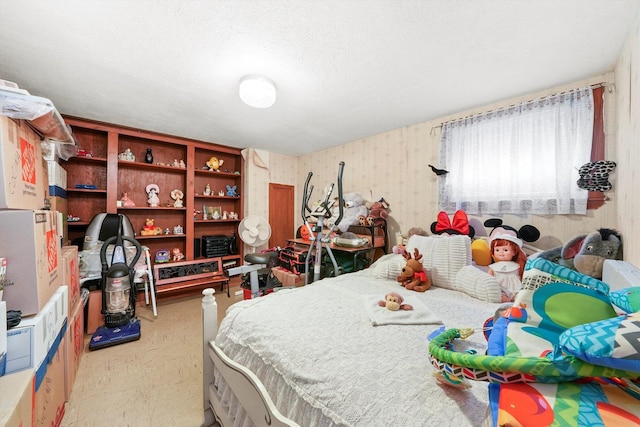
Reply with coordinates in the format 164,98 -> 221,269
371,253 -> 405,280
406,234 -> 471,290
455,265 -> 502,302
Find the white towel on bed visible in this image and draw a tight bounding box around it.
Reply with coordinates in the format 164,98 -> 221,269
364,294 -> 442,326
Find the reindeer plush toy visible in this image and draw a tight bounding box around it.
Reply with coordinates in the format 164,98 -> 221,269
396,248 -> 431,292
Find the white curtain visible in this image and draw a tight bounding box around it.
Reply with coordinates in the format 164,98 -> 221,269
438,86 -> 594,215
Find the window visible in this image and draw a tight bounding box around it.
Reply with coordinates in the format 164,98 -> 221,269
438,86 -> 595,215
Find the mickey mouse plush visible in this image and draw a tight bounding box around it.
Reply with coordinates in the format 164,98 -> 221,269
471,219 -> 540,267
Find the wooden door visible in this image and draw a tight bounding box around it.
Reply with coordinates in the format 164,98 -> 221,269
269,184 -> 295,248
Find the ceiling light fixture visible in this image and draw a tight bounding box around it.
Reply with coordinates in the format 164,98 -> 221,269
238,75 -> 277,108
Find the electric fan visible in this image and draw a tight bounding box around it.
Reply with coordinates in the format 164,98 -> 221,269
232,215 -> 277,299
238,215 -> 271,251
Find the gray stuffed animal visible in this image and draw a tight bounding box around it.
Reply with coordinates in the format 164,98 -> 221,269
537,228 -> 622,279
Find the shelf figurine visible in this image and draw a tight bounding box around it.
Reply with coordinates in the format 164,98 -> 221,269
204,184 -> 211,196
120,192 -> 136,207
173,225 -> 184,234
218,190 -> 224,196
146,184 -> 160,207
226,185 -> 238,197
118,148 -> 135,161
206,156 -> 224,172
145,148 -> 153,164
155,249 -> 170,263
172,248 -> 185,262
170,189 -> 184,208
140,218 -> 162,236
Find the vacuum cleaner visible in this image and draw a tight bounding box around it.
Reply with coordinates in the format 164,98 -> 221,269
89,217 -> 143,351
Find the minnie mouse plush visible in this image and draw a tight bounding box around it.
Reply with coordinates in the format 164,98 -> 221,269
430,210 -> 475,238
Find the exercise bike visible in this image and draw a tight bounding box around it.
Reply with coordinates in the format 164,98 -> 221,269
301,161 -> 345,284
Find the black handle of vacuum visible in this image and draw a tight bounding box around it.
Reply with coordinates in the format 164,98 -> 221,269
99,235 -> 143,271
334,161 -> 345,227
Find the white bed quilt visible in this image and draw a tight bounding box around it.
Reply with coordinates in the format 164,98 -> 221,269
214,269 -> 504,427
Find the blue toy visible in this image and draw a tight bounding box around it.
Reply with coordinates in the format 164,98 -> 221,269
226,185 -> 238,197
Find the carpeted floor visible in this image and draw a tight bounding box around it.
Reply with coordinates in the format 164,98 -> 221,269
60,283 -> 243,427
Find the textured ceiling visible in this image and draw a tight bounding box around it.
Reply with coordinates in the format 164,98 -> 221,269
1,0 -> 639,156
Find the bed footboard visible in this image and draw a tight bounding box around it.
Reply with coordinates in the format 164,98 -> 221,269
202,288 -> 219,426
202,288 -> 299,427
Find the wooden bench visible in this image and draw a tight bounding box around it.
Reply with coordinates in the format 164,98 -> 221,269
154,257 -> 230,297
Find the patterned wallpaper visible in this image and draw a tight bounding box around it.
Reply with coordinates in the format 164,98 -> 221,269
615,11 -> 640,266
292,74 -> 619,251
243,21 -> 640,260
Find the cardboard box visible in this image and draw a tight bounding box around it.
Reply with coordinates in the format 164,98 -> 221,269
0,115 -> 46,210
0,369 -> 35,427
63,301 -> 84,402
85,290 -> 103,335
0,210 -> 62,316
46,161 -> 67,198
5,286 -> 68,380
60,246 -> 81,313
271,267 -> 305,287
34,341 -> 65,427
48,196 -> 67,214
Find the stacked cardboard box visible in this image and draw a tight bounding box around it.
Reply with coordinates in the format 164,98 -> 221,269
0,210 -> 62,316
0,368 -> 35,427
0,114 -> 74,426
0,115 -> 46,211
61,246 -> 83,401
4,286 -> 68,427
271,267 -> 306,287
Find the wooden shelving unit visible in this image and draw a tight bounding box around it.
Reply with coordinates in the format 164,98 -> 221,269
61,116 -> 245,289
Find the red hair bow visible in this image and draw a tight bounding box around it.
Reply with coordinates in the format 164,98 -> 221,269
434,210 -> 470,235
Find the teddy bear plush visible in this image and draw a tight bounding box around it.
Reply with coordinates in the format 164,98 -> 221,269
140,218 -> 162,236
378,292 -> 413,311
206,156 -> 224,171
396,248 -> 431,292
363,198 -> 389,226
329,192 -> 368,232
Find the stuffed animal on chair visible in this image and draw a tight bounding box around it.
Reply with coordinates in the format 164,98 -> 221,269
364,198 -> 390,226
396,248 -> 431,292
332,192 -> 368,233
537,228 -> 622,279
